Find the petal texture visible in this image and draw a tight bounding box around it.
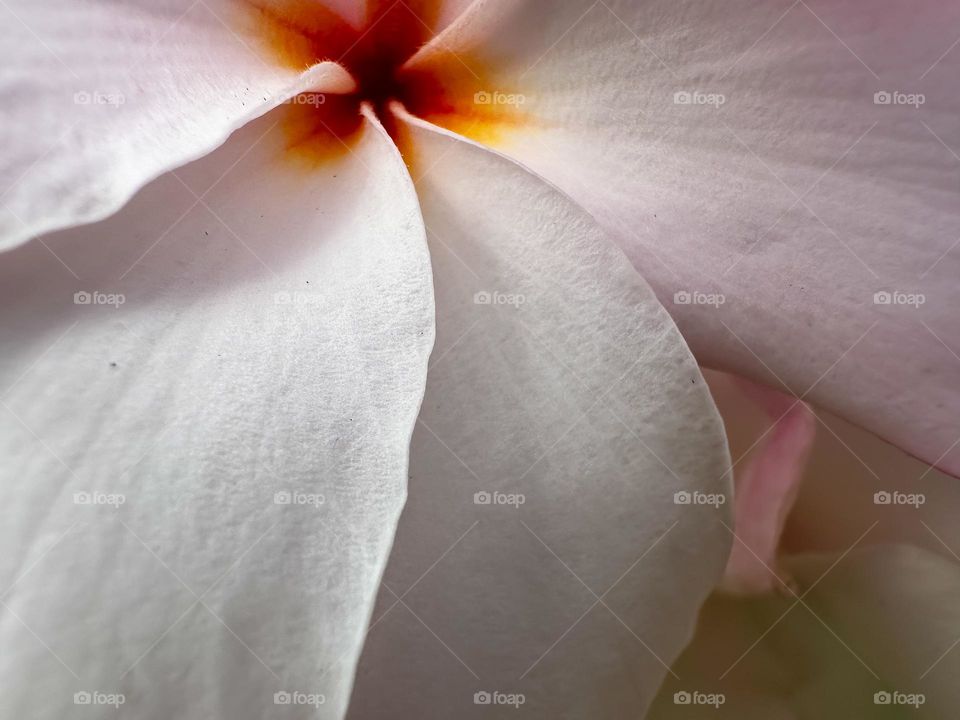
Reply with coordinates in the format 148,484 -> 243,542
348,111 -> 732,719
407,0 -> 960,477
0,105 -> 433,719
0,0 -> 354,249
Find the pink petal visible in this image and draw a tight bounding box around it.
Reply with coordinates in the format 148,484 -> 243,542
405,0 -> 960,478
709,373 -> 816,595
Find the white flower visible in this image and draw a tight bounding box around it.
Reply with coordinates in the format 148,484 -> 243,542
0,1 -> 957,718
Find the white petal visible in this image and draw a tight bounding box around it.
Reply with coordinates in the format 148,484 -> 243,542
348,109 -> 732,718
0,105 -> 433,719
0,0 -> 354,250
406,0 -> 960,477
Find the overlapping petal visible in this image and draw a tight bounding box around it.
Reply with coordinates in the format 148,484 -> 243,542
707,366 -> 960,564
4,1 -> 953,717
0,106 -> 433,719
0,0 -> 355,250
649,370 -> 960,717
347,110 -> 732,718
406,0 -> 960,477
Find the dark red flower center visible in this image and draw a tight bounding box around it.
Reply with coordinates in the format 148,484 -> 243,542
245,0 -> 525,165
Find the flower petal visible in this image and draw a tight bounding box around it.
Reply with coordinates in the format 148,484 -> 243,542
348,109 -> 732,718
783,392 -> 960,559
406,0 -> 960,477
649,545 -> 960,718
0,105 -> 433,718
0,0 -> 355,250
708,365 -> 960,560
709,372 -> 816,596
651,384 -> 960,716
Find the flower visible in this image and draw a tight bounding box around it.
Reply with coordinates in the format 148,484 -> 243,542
0,1 -> 956,718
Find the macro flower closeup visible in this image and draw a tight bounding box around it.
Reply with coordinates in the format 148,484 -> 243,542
0,0 -> 957,718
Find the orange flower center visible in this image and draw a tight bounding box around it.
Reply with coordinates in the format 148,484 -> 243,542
244,0 -> 527,164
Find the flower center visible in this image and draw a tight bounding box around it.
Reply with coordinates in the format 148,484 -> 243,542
247,0 -> 527,164
245,1 -> 436,157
